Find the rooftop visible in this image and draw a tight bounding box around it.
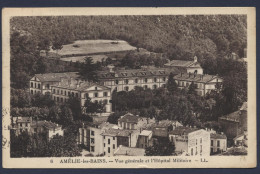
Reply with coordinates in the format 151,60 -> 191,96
210,133 -> 227,139
173,73 -> 221,83
31,120 -> 61,130
97,67 -> 179,79
140,130 -> 153,136
33,72 -> 79,82
169,126 -> 198,135
101,128 -> 133,137
118,113 -> 146,124
114,145 -> 145,156
219,111 -> 241,123
240,102 -> 247,111
164,60 -> 195,67
53,80 -> 110,91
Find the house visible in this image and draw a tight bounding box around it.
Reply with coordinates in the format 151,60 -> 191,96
78,122 -> 119,156
11,117 -> 32,135
29,72 -> 79,95
143,120 -> 182,138
101,128 -> 140,157
233,131 -> 248,147
51,79 -> 112,116
117,113 -> 155,130
164,56 -> 203,75
173,73 -> 223,96
210,133 -> 227,155
97,67 -> 179,92
152,120 -> 182,137
218,102 -> 247,144
114,145 -> 145,156
169,127 -> 210,156
136,130 -> 153,148
30,120 -> 64,140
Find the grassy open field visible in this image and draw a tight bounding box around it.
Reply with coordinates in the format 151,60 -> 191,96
60,55 -> 108,63
49,40 -> 136,56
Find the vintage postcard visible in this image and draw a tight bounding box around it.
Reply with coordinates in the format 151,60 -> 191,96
2,7 -> 256,168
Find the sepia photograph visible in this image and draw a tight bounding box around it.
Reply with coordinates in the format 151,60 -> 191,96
2,7 -> 256,168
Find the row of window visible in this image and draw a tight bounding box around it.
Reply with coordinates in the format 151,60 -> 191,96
178,81 -> 204,89
190,145 -> 203,156
30,82 -> 41,89
52,89 -> 108,98
121,84 -> 166,91
115,77 -> 166,85
30,90 -> 41,95
53,96 -> 109,105
211,140 -> 220,147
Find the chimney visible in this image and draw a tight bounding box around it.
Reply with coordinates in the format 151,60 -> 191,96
189,72 -> 191,78
194,56 -> 198,63
194,73 -> 196,78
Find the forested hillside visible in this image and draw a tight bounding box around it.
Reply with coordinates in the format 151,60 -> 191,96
11,15 -> 247,60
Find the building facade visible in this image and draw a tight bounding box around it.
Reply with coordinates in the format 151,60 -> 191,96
169,127 -> 210,156
29,72 -> 79,95
210,133 -> 227,154
136,130 -> 153,148
218,102 -> 247,144
51,80 -> 112,116
173,73 -> 223,96
164,56 -> 203,75
97,67 -> 179,92
78,122 -> 119,156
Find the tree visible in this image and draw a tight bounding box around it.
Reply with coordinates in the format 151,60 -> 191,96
167,73 -> 178,94
84,96 -> 105,116
145,137 -> 175,156
188,82 -> 197,95
60,105 -> 74,126
67,96 -> 82,121
107,111 -> 127,124
79,57 -> 98,82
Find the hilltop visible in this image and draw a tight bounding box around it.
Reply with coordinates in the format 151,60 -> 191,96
11,15 -> 247,61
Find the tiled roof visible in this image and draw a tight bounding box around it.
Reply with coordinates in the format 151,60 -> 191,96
164,60 -> 195,67
118,113 -> 142,124
210,133 -> 227,139
173,73 -> 221,83
53,81 -> 110,91
169,126 -> 198,135
101,128 -> 133,137
240,102 -> 247,111
219,111 -> 240,123
114,145 -> 145,156
156,120 -> 182,128
31,120 -> 61,129
97,68 -> 180,79
34,72 -> 79,82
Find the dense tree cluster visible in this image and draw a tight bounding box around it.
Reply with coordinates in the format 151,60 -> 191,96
145,137 -> 175,156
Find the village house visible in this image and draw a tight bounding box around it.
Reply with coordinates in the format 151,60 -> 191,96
11,117 -> 63,140
169,127 -> 210,156
233,131 -> 248,147
97,67 -> 179,92
173,72 -> 223,96
101,128 -> 140,157
218,102 -> 247,145
30,120 -> 64,140
51,79 -> 112,116
78,122 -> 119,156
164,56 -> 203,75
117,113 -> 156,130
11,117 -> 32,135
136,130 -> 153,148
114,145 -> 145,156
210,133 -> 227,155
